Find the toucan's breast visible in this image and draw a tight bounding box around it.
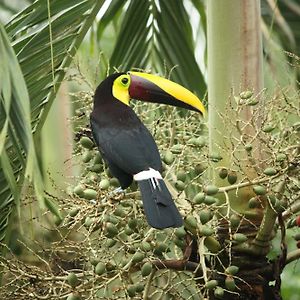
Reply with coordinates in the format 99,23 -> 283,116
90,98 -> 162,177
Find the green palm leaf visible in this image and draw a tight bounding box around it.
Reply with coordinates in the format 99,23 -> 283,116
108,0 -> 206,98
0,0 -> 105,246
0,23 -> 42,242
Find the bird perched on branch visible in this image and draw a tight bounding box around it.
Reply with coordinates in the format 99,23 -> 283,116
90,72 -> 205,229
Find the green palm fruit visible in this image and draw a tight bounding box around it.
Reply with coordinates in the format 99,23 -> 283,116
105,239 -> 117,248
175,226 -> 186,238
204,236 -> 221,253
128,218 -> 138,229
95,262 -> 106,275
163,150 -> 174,165
205,280 -> 218,290
204,196 -> 218,205
262,124 -> 275,133
73,184 -> 85,196
203,185 -> 219,195
82,150 -> 93,163
69,207 -> 80,217
248,197 -> 260,208
135,283 -> 144,293
141,262 -> 152,276
225,265 -> 239,275
218,168 -> 228,179
132,252 -> 145,264
263,167 -> 277,176
177,170 -> 187,182
240,90 -> 253,99
233,233 -> 248,243
141,241 -> 152,252
106,223 -> 118,237
99,179 -> 110,190
229,214 -> 240,228
227,171 -> 238,184
253,185 -> 267,195
199,209 -> 213,224
127,285 -> 136,297
193,192 -> 205,204
185,215 -> 197,228
80,136 -> 94,149
175,180 -> 185,191
200,225 -> 214,236
214,287 -> 224,298
244,143 -> 253,151
67,272 -> 79,287
225,276 -> 236,291
83,188 -> 97,200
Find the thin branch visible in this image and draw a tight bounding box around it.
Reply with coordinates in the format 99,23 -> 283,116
152,260 -> 201,274
283,201 -> 300,220
286,249 -> 300,265
150,234 -> 202,275
143,269 -> 156,300
218,170 -> 285,193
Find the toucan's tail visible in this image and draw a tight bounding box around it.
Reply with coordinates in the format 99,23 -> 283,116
136,173 -> 183,229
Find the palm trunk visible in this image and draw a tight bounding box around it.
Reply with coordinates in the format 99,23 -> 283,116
208,0 -> 263,212
207,1 -> 279,298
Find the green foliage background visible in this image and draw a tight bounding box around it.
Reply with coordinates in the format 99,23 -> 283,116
0,0 -> 299,299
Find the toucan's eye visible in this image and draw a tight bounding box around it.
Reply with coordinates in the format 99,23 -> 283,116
121,77 -> 129,85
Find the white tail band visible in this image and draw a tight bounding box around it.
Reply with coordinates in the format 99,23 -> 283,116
133,168 -> 162,181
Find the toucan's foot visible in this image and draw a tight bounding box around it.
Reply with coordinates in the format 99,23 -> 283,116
113,187 -> 125,194
110,187 -> 125,200
99,187 -> 125,206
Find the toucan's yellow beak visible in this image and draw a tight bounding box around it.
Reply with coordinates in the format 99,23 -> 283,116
128,71 -> 205,115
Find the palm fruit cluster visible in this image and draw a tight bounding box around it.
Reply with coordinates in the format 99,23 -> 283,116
29,92 -> 299,300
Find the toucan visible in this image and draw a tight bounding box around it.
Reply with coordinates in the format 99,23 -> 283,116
90,72 -> 205,229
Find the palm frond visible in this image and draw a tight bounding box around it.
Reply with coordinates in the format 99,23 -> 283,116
108,0 -> 206,98
0,0 -> 105,245
0,22 -> 42,242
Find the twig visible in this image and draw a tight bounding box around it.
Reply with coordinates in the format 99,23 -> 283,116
282,201 -> 300,220
152,260 -> 200,273
143,269 -> 156,300
218,170 -> 285,193
286,249 -> 300,265
223,190 -> 233,265
150,234 -> 200,274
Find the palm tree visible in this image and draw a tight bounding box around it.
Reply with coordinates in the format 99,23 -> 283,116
0,0 -> 299,299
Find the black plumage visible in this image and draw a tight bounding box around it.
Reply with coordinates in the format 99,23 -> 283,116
90,73 -> 183,229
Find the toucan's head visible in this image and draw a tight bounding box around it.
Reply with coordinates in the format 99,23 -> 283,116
95,72 -> 205,115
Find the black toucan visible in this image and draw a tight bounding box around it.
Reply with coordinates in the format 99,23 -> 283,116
90,72 -> 205,229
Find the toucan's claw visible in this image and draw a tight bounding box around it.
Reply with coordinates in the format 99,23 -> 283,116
108,187 -> 125,200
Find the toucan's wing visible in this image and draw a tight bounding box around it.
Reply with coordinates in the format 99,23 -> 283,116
90,116 -> 162,176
